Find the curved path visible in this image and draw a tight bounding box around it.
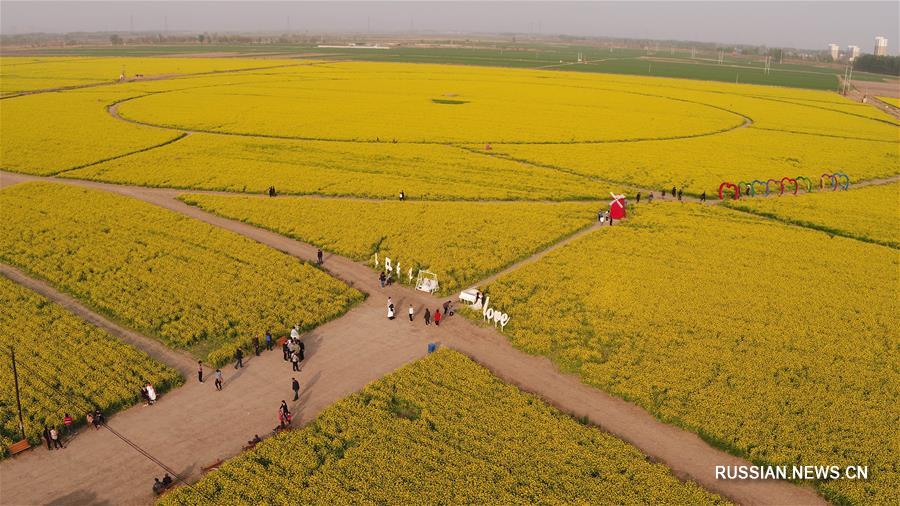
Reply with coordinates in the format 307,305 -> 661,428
0,170 -> 824,506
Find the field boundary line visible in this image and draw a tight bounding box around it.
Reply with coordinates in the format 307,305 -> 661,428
105,81 -> 754,146
52,132 -> 190,176
750,126 -> 900,143
0,262 -> 196,377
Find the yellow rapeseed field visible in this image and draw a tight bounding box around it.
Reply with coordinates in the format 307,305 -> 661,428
4,59 -> 896,200
727,181 -> 900,248
0,89 -> 179,175
0,182 -> 363,365
0,56 -> 299,95
180,193 -> 597,293
116,62 -> 743,143
0,276 -> 182,457
474,203 -> 899,504
65,133 -> 611,200
486,127 -> 899,196
158,349 -> 727,505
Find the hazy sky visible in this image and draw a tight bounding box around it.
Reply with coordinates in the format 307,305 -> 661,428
2,1 -> 897,53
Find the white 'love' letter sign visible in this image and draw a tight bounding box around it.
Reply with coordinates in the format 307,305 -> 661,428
481,296 -> 511,331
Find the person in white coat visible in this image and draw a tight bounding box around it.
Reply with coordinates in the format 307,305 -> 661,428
146,383 -> 157,404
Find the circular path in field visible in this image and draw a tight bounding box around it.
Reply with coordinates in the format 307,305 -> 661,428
115,66 -> 748,143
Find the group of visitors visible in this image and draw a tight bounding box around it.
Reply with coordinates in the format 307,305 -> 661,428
379,270 -> 395,288
152,474 -> 174,495
85,408 -> 104,430
43,409 -> 81,450
597,209 -> 615,225
42,425 -> 63,450
198,361 -> 224,390
267,186 -> 277,197
283,325 -> 306,372
660,186 -> 684,201
387,296 -> 451,326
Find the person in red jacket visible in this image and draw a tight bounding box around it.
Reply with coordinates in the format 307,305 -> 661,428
434,309 -> 442,326
62,413 -> 73,437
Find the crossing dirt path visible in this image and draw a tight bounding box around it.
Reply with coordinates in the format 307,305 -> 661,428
0,171 -> 827,505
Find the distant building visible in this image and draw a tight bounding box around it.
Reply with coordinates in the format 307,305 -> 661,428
874,36 -> 888,56
847,45 -> 860,61
828,43 -> 840,61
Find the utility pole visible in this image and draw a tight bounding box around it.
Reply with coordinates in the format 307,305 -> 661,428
10,347 -> 27,441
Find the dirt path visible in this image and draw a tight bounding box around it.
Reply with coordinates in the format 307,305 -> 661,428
0,263 -> 196,378
0,291 -> 432,506
474,221 -> 605,288
0,170 -> 825,505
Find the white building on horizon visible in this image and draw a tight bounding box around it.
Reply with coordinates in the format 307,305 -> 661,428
847,45 -> 860,61
828,43 -> 840,61
874,36 -> 888,56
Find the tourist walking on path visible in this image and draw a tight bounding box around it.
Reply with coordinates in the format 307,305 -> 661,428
434,309 -> 442,326
298,340 -> 305,362
63,413 -> 73,437
43,426 -> 53,450
253,337 -> 261,356
424,308 -> 431,325
379,271 -> 386,288
93,409 -> 104,428
648,192 -> 654,203
278,401 -> 292,428
265,330 -> 273,351
292,378 -> 300,401
290,325 -> 300,341
387,304 -> 395,320
197,361 -> 204,383
50,427 -> 63,449
677,189 -> 683,201
700,191 -> 706,203
214,369 -> 223,391
86,411 -> 95,430
234,348 -> 244,369
291,351 -> 301,372
672,186 -> 677,198
317,249 -> 323,265
408,304 -> 415,322
399,190 -> 405,201
636,192 -> 641,204
282,340 -> 290,361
